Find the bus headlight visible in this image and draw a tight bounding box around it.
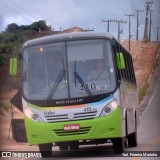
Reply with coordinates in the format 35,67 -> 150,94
24,107 -> 42,122
32,114 -> 42,122
100,101 -> 118,117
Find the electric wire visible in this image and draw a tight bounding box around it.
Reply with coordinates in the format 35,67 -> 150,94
0,0 -> 33,23
9,0 -> 39,21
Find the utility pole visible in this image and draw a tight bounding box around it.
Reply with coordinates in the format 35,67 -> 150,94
115,20 -> 127,41
102,19 -> 115,32
157,28 -> 160,41
149,10 -> 152,41
125,14 -> 135,51
135,9 -> 144,41
84,28 -> 94,31
144,1 -> 153,40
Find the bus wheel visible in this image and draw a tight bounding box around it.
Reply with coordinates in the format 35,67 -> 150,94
69,142 -> 79,150
127,127 -> 137,147
59,143 -> 69,151
112,138 -> 125,154
38,143 -> 52,157
127,117 -> 137,147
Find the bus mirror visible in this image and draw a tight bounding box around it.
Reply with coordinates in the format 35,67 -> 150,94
116,52 -> 125,69
9,58 -> 17,76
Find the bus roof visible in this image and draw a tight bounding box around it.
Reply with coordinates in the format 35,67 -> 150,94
22,32 -> 114,48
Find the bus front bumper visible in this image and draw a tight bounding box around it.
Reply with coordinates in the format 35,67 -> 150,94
25,107 -> 122,145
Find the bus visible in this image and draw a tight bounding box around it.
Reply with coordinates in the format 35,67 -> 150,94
17,32 -> 139,156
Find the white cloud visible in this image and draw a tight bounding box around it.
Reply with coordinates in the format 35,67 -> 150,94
29,0 -> 83,29
0,0 -> 159,40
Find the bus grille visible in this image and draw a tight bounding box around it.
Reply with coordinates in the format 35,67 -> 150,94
53,127 -> 91,136
44,111 -> 97,123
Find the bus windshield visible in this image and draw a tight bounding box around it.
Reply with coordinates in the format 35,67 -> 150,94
22,39 -> 117,103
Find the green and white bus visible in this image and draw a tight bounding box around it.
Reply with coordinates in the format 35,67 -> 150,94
20,32 -> 139,156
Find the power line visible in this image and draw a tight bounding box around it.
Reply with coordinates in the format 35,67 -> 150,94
135,9 -> 144,41
84,27 -> 94,31
0,0 -> 33,24
0,11 -> 23,26
149,9 -> 153,41
115,20 -> 127,41
9,0 -> 39,21
125,14 -> 135,51
2,0 -> 50,31
101,19 -> 115,32
144,1 -> 153,40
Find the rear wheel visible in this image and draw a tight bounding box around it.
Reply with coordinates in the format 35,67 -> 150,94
127,117 -> 137,147
128,132 -> 137,147
112,138 -> 125,154
38,143 -> 52,157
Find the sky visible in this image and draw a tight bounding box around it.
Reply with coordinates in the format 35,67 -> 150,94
0,0 -> 160,41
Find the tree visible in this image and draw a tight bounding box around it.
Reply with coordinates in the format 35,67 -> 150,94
18,25 -> 30,31
6,23 -> 19,33
29,20 -> 49,32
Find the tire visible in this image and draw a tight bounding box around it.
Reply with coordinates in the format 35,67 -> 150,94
127,117 -> 137,147
112,138 -> 125,154
69,142 -> 79,150
59,143 -> 68,151
38,143 -> 52,157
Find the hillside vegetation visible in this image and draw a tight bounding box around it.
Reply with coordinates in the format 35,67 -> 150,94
0,22 -> 159,102
0,20 -> 51,66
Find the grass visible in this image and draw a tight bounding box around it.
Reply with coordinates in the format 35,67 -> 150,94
138,83 -> 149,103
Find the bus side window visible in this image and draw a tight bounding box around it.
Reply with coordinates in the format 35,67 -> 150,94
130,55 -> 137,84
119,47 -> 126,80
128,54 -> 134,83
113,43 -> 121,81
123,50 -> 130,82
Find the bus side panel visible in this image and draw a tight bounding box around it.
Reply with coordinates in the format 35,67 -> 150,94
120,80 -> 138,135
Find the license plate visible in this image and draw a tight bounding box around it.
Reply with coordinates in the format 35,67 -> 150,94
64,124 -> 80,131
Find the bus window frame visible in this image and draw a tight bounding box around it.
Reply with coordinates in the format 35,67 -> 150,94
112,39 -> 137,85
21,37 -> 119,107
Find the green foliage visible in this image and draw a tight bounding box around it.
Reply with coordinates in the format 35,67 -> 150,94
138,84 -> 149,102
29,20 -> 49,31
6,23 -> 19,33
0,43 -> 14,54
3,32 -> 18,43
0,20 -> 51,68
18,25 -> 30,31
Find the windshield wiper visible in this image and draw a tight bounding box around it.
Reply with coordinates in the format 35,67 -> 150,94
46,59 -> 66,102
47,70 -> 65,101
74,61 -> 93,97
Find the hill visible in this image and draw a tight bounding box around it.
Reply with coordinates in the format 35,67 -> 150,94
121,40 -> 160,89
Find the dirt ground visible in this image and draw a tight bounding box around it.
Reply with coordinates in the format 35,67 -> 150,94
0,40 -> 159,152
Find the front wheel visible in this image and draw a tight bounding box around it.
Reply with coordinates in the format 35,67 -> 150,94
69,141 -> 79,150
112,138 -> 125,154
38,143 -> 52,157
59,143 -> 69,151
